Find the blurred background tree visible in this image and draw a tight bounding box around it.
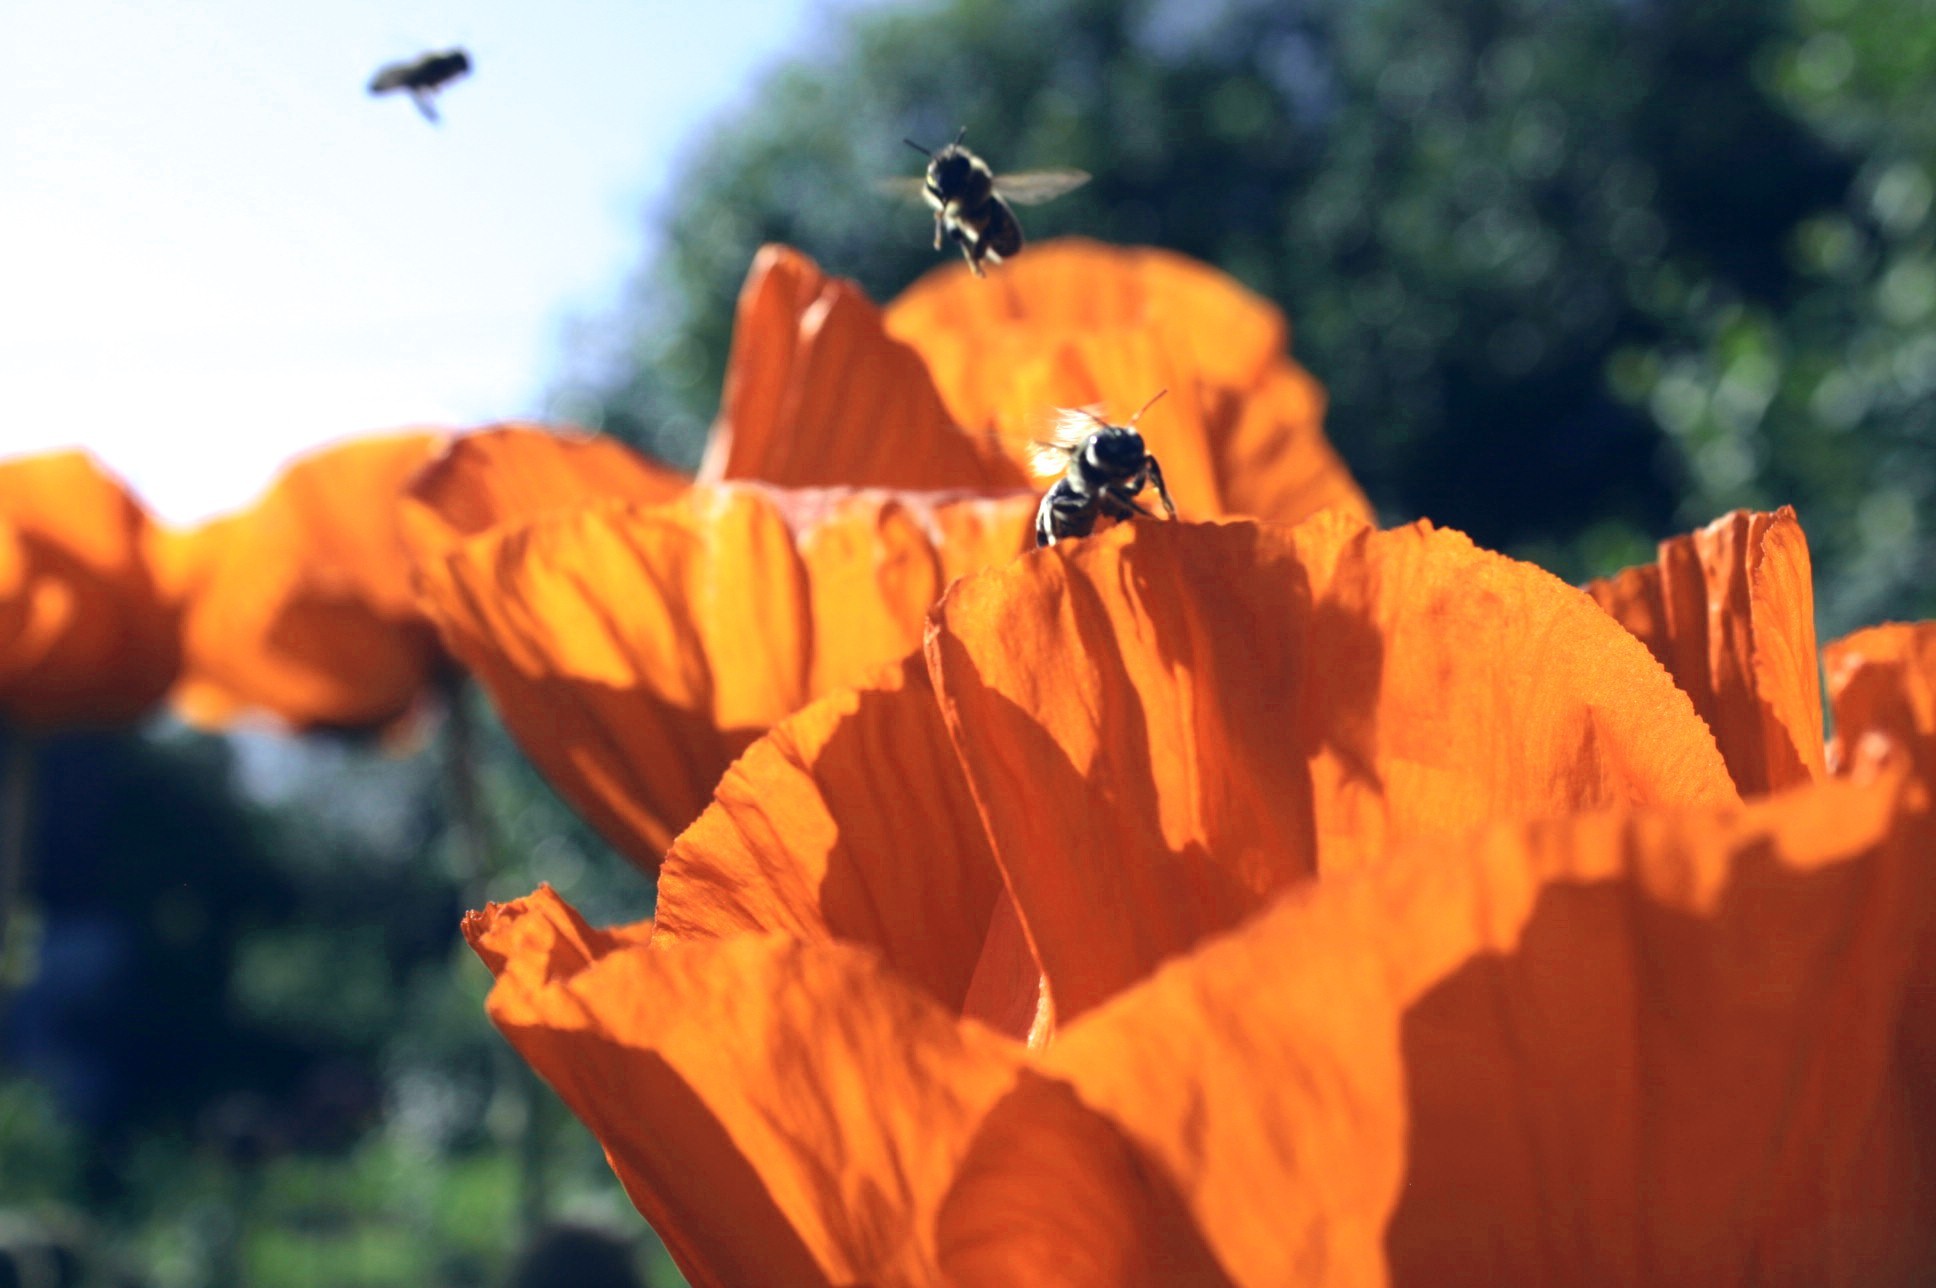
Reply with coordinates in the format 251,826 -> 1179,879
559,0 -> 1936,635
0,715 -> 676,1287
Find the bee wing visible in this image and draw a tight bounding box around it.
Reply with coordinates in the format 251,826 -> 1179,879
368,61 -> 413,94
874,176 -> 932,205
1026,406 -> 1104,478
992,169 -> 1091,206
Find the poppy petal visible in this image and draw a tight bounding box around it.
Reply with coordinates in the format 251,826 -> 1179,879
466,885 -> 1025,1288
700,247 -> 1022,491
657,653 -> 1042,1041
885,239 -> 1371,527
166,433 -> 447,732
985,776 -> 1936,1285
402,424 -> 688,556
1825,621 -> 1936,780
0,451 -> 178,728
886,238 -> 1287,401
417,484 -> 1036,868
1205,359 -> 1369,527
1588,507 -> 1826,794
926,514 -> 1740,1021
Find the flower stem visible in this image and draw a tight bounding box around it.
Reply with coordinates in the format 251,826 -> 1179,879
0,726 -> 35,1010
442,677 -> 492,908
440,677 -> 550,1242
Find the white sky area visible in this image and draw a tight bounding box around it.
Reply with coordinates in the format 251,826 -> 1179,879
1,0 -> 840,524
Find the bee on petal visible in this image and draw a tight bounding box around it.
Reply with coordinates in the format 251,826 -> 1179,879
1030,391 -> 1177,547
368,48 -> 472,123
878,130 -> 1089,277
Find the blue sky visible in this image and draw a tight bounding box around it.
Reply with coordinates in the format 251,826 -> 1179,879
1,0 -> 845,522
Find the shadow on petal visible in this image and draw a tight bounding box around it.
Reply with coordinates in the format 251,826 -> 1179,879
659,654 -> 1041,1042
936,1071 -> 1236,1288
929,514 -> 1739,1021
1024,777 -> 1936,1285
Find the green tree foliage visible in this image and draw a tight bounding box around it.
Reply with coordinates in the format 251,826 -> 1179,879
562,0 -> 1936,629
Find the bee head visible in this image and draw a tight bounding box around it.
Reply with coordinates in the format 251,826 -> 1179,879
1085,426 -> 1147,474
928,147 -> 976,192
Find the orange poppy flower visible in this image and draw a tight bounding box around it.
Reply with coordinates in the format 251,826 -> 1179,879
457,514 -> 1936,1287
0,451 -> 179,729
702,242 -> 1369,529
164,432 -> 449,733
417,482 -> 1038,867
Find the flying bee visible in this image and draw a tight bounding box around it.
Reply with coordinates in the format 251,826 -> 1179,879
368,48 -> 472,123
879,130 -> 1089,277
1031,391 -> 1177,548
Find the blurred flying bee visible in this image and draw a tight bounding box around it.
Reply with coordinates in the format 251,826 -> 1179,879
368,48 -> 472,123
1030,391 -> 1177,548
880,130 -> 1089,277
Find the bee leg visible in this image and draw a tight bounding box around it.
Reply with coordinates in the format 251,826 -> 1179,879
1099,489 -> 1158,522
933,211 -> 945,252
961,238 -> 985,277
1144,456 -> 1178,520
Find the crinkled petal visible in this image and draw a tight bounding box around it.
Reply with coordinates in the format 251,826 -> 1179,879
417,484 -> 1035,868
165,433 -> 447,732
700,247 -> 1021,491
657,654 -> 1044,1043
1588,507 -> 1825,794
0,451 -> 178,728
402,424 -> 688,557
941,776 -> 1936,1285
926,514 -> 1739,1020
465,886 -> 1024,1288
1825,621 -> 1936,781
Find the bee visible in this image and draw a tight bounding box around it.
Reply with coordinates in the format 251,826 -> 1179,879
1030,391 -> 1177,548
881,130 -> 1090,277
368,48 -> 472,123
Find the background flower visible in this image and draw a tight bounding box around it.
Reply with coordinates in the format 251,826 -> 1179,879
164,432 -> 449,734
0,452 -> 178,730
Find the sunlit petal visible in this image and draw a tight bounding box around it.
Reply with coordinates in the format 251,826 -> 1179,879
1588,507 -> 1825,794
465,885 -> 1024,1288
700,246 -> 1022,491
418,484 -> 1036,868
886,239 -> 1371,526
927,513 -> 1739,1020
402,423 -> 688,557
